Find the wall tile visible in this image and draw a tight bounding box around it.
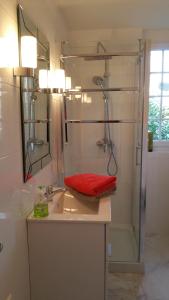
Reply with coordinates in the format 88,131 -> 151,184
0,1 -> 68,299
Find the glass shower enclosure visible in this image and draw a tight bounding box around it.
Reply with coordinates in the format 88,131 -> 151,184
61,39 -> 145,272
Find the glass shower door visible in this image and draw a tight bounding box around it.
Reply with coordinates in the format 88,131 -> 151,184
62,40 -> 145,265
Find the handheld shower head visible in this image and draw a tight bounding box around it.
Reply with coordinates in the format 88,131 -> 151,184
92,76 -> 108,101
92,76 -> 104,88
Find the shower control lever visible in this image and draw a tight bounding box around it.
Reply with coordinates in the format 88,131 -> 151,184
96,139 -> 105,146
96,139 -> 107,152
96,138 -> 112,152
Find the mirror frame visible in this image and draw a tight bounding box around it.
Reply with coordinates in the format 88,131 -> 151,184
17,5 -> 52,182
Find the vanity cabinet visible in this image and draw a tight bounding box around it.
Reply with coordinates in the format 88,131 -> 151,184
27,221 -> 106,300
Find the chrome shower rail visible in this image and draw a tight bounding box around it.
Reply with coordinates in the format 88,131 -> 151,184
67,87 -> 139,93
65,119 -> 137,124
22,87 -> 139,94
60,52 -> 139,61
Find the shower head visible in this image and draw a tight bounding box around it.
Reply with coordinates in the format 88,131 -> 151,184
92,76 -> 104,87
92,76 -> 108,100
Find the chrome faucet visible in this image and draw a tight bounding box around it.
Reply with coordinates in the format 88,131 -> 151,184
45,185 -> 65,201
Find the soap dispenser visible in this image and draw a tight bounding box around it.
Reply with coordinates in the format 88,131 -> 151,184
34,185 -> 49,218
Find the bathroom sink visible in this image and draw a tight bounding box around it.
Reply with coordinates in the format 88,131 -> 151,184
27,188 -> 110,300
28,189 -> 111,223
51,191 -> 99,215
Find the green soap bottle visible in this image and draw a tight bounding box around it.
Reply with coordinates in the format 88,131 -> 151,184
34,185 -> 49,218
148,131 -> 153,152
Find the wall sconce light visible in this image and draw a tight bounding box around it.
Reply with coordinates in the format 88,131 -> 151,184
53,69 -> 65,93
39,69 -> 48,89
21,36 -> 37,68
0,35 -> 73,96
65,76 -> 72,90
13,35 -> 37,77
38,68 -> 66,94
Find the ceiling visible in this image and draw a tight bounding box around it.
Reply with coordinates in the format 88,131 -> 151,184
53,0 -> 169,30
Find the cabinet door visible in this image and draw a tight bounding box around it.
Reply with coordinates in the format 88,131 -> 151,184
28,222 -> 105,300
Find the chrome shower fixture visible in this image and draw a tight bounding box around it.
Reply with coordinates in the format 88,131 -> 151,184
93,75 -> 107,100
92,76 -> 104,87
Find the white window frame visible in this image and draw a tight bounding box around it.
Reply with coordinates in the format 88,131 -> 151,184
149,46 -> 169,148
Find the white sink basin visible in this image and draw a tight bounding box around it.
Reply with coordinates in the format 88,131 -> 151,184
28,189 -> 112,223
51,191 -> 99,215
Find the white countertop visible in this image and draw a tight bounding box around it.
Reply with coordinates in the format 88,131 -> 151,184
27,191 -> 111,224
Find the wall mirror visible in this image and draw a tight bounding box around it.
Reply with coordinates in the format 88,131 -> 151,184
17,5 -> 51,182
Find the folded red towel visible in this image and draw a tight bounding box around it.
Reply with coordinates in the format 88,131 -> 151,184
64,173 -> 117,197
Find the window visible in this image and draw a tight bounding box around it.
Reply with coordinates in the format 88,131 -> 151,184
149,50 -> 169,140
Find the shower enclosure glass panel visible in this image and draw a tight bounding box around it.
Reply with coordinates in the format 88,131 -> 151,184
63,43 -> 143,263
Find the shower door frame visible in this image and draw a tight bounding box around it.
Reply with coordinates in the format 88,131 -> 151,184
59,39 -> 148,272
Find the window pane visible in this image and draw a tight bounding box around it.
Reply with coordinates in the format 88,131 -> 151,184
148,119 -> 160,140
161,120 -> 169,139
162,74 -> 169,96
164,50 -> 169,72
150,51 -> 162,72
149,73 -> 162,96
149,97 -> 161,119
162,97 -> 169,119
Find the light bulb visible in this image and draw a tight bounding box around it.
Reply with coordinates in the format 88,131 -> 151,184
21,36 -> 37,68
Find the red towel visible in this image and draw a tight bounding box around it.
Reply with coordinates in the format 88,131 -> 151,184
64,173 -> 117,197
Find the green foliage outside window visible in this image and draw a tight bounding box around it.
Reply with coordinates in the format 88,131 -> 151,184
148,101 -> 169,140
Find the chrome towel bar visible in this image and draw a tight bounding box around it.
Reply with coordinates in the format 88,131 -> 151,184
60,52 -> 139,61
65,119 -> 137,124
66,87 -> 138,93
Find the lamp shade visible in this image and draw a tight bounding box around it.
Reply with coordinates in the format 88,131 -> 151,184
21,36 -> 37,68
38,68 -> 66,91
55,69 -> 65,89
65,76 -> 71,90
39,69 -> 48,89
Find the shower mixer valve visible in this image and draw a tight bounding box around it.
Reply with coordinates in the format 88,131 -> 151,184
96,138 -> 113,152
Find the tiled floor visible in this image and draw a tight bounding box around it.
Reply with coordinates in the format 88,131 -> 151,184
107,235 -> 169,300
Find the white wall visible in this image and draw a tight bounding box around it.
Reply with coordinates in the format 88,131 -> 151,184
0,1 -> 67,299
57,0 -> 169,31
